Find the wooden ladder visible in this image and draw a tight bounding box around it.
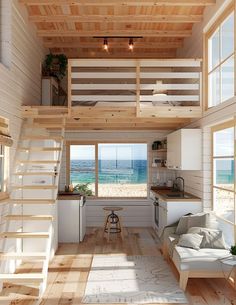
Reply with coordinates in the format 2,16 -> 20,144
0,118 -> 65,297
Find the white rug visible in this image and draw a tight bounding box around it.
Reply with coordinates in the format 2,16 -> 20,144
82,255 -> 188,304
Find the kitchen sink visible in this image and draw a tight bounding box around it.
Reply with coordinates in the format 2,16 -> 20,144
165,193 -> 192,199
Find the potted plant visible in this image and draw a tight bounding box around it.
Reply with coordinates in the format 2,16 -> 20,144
42,53 -> 67,81
73,183 -> 93,196
230,245 -> 236,260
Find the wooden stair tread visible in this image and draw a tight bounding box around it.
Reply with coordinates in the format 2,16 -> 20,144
21,135 -> 63,141
0,252 -> 47,260
12,185 -> 57,190
13,172 -> 57,176
0,273 -> 44,283
0,232 -> 50,238
16,160 -> 60,164
10,199 -> 55,204
18,147 -> 62,152
5,215 -> 53,221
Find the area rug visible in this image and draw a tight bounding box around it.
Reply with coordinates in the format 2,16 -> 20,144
82,255 -> 188,304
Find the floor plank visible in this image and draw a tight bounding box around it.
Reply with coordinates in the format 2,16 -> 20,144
0,227 -> 235,305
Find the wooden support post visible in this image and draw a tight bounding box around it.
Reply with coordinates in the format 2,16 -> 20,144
68,59 -> 72,117
179,271 -> 189,291
136,60 -> 141,117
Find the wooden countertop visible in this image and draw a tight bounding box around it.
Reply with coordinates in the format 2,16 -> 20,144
150,188 -> 201,202
58,193 -> 82,200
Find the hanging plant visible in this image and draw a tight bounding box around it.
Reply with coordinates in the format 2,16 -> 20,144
42,53 -> 68,80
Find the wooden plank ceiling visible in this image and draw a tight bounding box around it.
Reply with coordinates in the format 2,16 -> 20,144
19,0 -> 216,59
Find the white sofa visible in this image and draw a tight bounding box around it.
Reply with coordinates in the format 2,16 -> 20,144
161,214 -> 232,291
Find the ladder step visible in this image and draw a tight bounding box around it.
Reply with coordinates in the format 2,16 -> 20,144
18,147 -> 62,152
13,172 -> 57,176
4,215 -> 53,221
0,252 -> 47,260
0,273 -> 44,284
0,232 -> 50,238
16,160 -> 60,164
12,185 -> 57,190
10,199 -> 55,204
21,135 -> 63,141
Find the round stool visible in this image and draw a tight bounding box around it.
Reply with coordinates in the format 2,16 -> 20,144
103,207 -> 124,241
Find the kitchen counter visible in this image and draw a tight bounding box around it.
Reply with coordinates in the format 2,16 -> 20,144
150,187 -> 201,202
58,192 -> 82,200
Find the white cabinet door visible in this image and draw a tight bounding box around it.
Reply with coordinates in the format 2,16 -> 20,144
58,200 -> 80,242
167,130 -> 181,169
167,129 -> 201,170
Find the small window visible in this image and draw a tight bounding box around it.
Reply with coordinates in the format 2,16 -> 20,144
212,123 -> 235,223
206,5 -> 235,108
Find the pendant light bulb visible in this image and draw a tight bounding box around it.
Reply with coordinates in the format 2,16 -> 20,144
103,38 -> 108,51
129,38 -> 134,51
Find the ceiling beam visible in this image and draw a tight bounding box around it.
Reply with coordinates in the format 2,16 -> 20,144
44,41 -> 183,49
19,0 -> 216,7
30,14 -> 202,23
38,29 -> 192,38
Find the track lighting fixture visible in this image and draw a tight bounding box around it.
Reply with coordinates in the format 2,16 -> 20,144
103,38 -> 108,51
129,38 -> 134,51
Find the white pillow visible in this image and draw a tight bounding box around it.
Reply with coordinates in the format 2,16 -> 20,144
188,227 -> 227,249
177,233 -> 203,250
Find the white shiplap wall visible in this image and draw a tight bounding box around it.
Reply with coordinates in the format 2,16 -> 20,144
0,0 -> 46,266
59,131 -> 176,227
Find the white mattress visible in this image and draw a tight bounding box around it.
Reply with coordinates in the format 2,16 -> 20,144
93,102 -> 163,108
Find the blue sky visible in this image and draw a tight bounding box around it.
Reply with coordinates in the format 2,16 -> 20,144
70,144 -> 147,160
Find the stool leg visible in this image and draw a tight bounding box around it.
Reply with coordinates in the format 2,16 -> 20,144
119,216 -> 124,240
107,217 -> 111,242
103,213 -> 109,238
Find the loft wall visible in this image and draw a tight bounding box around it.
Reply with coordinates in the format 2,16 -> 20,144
0,0 -> 46,269
0,0 -> 46,174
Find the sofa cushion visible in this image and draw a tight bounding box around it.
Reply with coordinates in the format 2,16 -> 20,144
175,216 -> 189,235
172,246 -> 230,272
188,227 -> 227,249
175,212 -> 212,235
177,233 -> 203,250
188,212 -> 211,229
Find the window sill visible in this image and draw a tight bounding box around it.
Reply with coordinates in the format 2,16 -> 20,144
86,198 -> 152,207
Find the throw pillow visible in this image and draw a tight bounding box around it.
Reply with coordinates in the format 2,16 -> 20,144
187,212 -> 211,229
187,227 -> 227,249
177,233 -> 203,250
175,213 -> 192,235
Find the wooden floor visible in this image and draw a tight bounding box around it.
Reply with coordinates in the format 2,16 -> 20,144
0,227 -> 236,305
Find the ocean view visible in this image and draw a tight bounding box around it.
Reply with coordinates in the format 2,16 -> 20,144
70,159 -> 147,185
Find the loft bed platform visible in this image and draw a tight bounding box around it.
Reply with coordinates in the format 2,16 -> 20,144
22,58 -> 202,129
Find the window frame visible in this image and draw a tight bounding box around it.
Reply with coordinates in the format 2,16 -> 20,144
66,141 -> 149,199
204,2 -> 235,110
211,120 -> 236,229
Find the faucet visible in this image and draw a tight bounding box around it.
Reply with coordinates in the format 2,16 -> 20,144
174,177 -> 185,195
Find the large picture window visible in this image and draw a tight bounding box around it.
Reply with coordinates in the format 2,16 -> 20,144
68,143 -> 148,198
206,4 -> 235,108
212,122 -> 235,223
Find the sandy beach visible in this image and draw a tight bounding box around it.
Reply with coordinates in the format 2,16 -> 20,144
86,183 -> 147,198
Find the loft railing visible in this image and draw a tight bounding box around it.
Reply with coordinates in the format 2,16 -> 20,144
68,58 -> 202,118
